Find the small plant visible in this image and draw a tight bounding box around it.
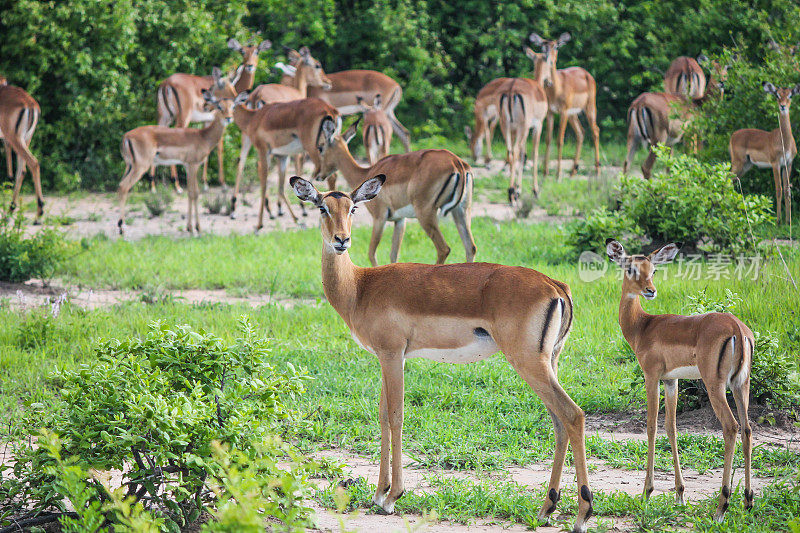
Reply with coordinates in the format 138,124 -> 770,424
567,206 -> 643,256
16,293 -> 67,349
143,184 -> 174,217
203,191 -> 230,216
513,193 -> 535,219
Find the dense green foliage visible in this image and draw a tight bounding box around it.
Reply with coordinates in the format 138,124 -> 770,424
2,0 -> 800,190
571,150 -> 774,255
0,319 -> 313,531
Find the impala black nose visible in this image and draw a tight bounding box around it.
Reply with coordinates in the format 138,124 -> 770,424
334,236 -> 350,250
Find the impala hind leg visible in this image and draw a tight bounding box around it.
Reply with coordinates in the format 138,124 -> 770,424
185,163 -> 202,233
507,357 -> 592,533
374,381 -> 392,507
231,134 -> 252,219
417,208 -> 451,264
117,163 -> 149,234
544,113 -> 554,177
732,371 -> 753,510
772,164 -> 783,224
781,164 -> 791,226
530,123 -> 543,197
707,383 -> 739,522
255,146 -> 274,230
389,218 -> 406,263
216,135 -> 225,189
642,149 -> 657,180
664,379 -> 686,504
568,115 -> 584,177
4,140 -> 13,183
367,213 -> 388,267
451,204 -> 476,262
586,105 -> 601,179
556,114 -> 569,181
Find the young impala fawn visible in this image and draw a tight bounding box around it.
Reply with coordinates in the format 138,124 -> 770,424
606,239 -> 754,522
291,175 -> 594,533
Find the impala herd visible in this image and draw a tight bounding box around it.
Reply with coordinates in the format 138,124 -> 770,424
1,31 -> 789,532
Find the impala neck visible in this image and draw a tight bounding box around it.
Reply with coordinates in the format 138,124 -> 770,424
332,143 -> 370,187
618,283 -> 648,348
235,67 -> 255,93
233,105 -> 257,132
292,68 -> 308,97
201,113 -> 227,145
549,59 -> 562,95
321,244 -> 360,322
778,107 -> 793,144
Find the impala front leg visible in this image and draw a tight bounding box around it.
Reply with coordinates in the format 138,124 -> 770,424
664,379 -> 685,504
643,376 -> 659,499
376,354 -> 405,514
374,381 -> 392,507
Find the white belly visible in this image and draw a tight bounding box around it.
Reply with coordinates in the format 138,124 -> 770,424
271,137 -> 303,156
389,204 -> 416,221
153,157 -> 184,166
751,160 -> 772,169
190,110 -> 216,123
565,107 -> 583,116
337,105 -> 363,115
405,337 -> 500,364
663,365 -> 702,380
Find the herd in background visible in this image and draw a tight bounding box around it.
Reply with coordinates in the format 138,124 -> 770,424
0,31 -> 784,532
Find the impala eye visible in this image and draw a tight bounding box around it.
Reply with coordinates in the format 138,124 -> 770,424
319,206 -> 328,216
350,206 -> 357,215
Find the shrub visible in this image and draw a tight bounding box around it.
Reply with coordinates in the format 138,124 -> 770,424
567,206 -> 643,256
203,191 -> 230,216
0,318 -> 314,531
0,207 -> 73,283
144,185 -> 174,217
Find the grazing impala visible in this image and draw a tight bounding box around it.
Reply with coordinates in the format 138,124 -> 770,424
730,82 -> 798,225
497,76 -> 548,204
279,52 -> 411,152
118,90 -> 248,235
529,32 -> 601,180
606,239 -> 753,522
0,77 -> 42,220
157,38 -> 271,189
624,63 -> 726,178
664,56 -> 707,99
312,118 -> 476,265
357,94 -> 393,165
291,174 -> 593,533
231,97 -> 339,226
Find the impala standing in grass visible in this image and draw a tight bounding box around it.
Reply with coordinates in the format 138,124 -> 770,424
291,174 -> 594,533
118,90 -> 248,235
730,82 -> 798,225
0,76 -> 42,221
312,118 -> 476,266
606,239 -> 754,522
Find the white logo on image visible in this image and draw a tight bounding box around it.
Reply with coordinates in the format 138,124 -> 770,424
578,251 -> 607,282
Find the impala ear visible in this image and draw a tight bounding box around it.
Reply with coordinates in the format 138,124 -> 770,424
273,62 -> 297,76
343,116 -> 360,144
697,54 -> 709,64
605,238 -> 627,266
234,91 -> 249,106
299,46 -> 311,58
763,81 -> 778,95
287,48 -> 301,62
524,46 -> 538,60
227,38 -> 243,53
201,89 -> 218,104
792,84 -> 800,96
257,40 -> 272,52
648,242 -> 682,265
351,175 -> 386,204
557,32 -> 571,46
529,33 -> 545,47
290,176 -> 322,205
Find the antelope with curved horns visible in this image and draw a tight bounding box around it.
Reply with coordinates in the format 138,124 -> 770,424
311,117 -> 476,266
730,82 -> 799,225
606,239 -> 754,522
357,93 -> 393,165
278,51 -> 412,152
231,97 -> 340,227
0,77 -> 42,220
623,61 -> 726,178
232,46 -> 332,219
117,90 -> 249,235
291,174 -> 594,533
664,56 -> 707,99
529,32 -> 601,180
156,38 -> 271,190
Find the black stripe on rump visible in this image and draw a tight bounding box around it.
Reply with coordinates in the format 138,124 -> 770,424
540,298 -> 562,353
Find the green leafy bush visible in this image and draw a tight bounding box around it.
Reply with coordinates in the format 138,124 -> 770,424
0,319 -> 314,531
567,206 -> 643,256
144,185 -> 175,218
0,209 -> 73,283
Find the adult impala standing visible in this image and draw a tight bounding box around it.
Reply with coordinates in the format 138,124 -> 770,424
529,32 -> 601,180
0,77 -> 42,220
291,175 -> 593,533
157,38 -> 271,190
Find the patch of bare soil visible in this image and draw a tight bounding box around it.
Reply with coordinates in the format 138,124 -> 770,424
0,279 -> 317,310
586,404 -> 800,452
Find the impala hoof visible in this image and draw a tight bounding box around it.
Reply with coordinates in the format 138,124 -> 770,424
203,184 -> 209,192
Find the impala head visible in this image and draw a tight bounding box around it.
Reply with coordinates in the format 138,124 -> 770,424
697,55 -> 728,95
313,115 -> 358,181
287,46 -> 332,90
524,46 -> 553,87
202,89 -> 249,125
227,38 -> 272,74
763,82 -> 800,115
606,239 -> 681,300
529,32 -> 570,87
291,175 -> 385,254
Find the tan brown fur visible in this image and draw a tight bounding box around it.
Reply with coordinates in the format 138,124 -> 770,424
290,175 -> 594,533
730,82 -> 799,225
312,121 -> 476,265
0,80 -> 42,219
607,239 -> 754,522
156,39 -> 270,189
466,77 -> 512,165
